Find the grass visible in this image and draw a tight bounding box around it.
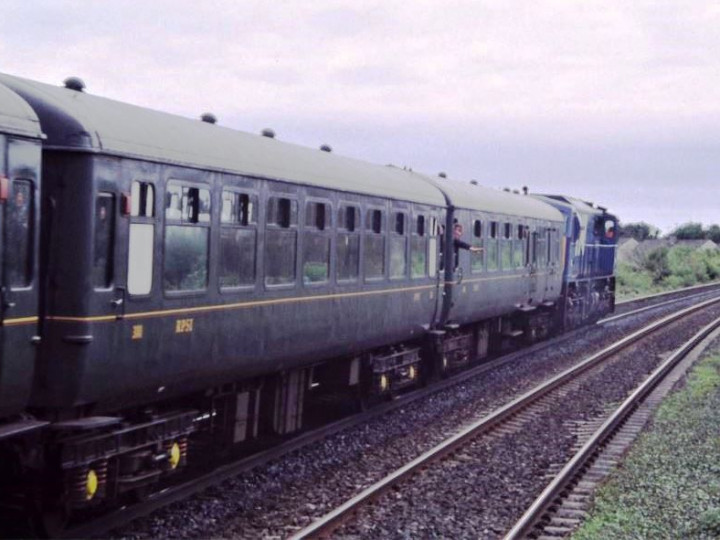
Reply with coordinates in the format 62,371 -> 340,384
616,246 -> 720,300
572,352 -> 720,539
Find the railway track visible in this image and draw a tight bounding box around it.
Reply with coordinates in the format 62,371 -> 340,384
505,314 -> 720,539
288,295 -> 720,539
46,283 -> 720,538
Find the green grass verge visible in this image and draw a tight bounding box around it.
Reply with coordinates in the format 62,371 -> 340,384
572,351 -> 720,539
617,246 -> 720,299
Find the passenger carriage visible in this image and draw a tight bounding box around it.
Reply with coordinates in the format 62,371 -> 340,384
0,72 -> 618,520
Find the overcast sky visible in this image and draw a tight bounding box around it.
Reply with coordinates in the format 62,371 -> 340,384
4,1 -> 720,233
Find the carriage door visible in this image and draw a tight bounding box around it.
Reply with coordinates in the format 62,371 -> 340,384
0,137 -> 40,416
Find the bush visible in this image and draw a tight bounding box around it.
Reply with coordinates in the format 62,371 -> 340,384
617,245 -> 720,299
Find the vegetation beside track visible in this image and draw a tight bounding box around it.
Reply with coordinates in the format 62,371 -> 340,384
617,246 -> 720,298
573,348 -> 720,539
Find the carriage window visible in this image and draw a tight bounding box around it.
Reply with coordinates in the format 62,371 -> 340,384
604,219 -> 616,239
165,183 -> 210,223
267,196 -> 297,228
471,219 -> 484,274
265,230 -> 296,285
338,205 -> 357,232
164,181 -> 210,292
427,216 -> 438,277
367,209 -> 383,234
222,191 -> 256,226
337,204 -> 360,281
93,193 -> 115,289
390,212 -> 407,279
220,190 -> 257,289
131,181 -> 155,217
536,226 -> 547,267
411,214 -> 427,278
265,196 -> 298,286
549,228 -> 560,263
7,179 -> 33,288
128,223 -> 154,295
128,182 -> 155,295
306,201 -> 329,231
487,221 -> 499,271
473,220 -> 482,238
364,208 -> 385,279
303,201 -> 331,284
500,222 -> 513,269
514,225 -> 526,267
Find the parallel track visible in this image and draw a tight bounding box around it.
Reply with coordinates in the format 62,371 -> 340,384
58,284 -> 720,538
505,315 -> 720,539
288,296 -> 720,539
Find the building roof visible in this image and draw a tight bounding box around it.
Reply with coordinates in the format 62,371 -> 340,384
0,73 -> 446,207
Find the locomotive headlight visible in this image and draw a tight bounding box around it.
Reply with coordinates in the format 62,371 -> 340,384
86,469 -> 99,500
168,442 -> 181,470
409,365 -> 416,380
380,374 -> 389,392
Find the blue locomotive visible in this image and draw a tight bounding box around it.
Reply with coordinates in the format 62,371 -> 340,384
0,73 -> 617,521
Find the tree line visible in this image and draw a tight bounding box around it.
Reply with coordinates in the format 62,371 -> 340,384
619,222 -> 720,243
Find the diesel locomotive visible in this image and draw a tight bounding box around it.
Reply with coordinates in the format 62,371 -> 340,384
0,73 -> 617,523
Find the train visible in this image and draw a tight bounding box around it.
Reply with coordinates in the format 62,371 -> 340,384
0,72 -> 617,525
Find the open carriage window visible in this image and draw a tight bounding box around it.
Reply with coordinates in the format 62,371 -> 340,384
390,212 -> 407,279
303,201 -> 331,284
337,204 -> 360,281
164,181 -> 210,292
265,196 -> 298,286
364,208 -> 385,280
220,190 -> 258,289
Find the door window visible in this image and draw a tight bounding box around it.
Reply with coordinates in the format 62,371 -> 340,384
7,179 -> 33,288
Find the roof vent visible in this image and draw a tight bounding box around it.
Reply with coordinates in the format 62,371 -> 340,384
200,113 -> 217,124
63,76 -> 85,92
320,144 -> 332,152
470,180 -> 479,186
438,172 -> 447,178
261,128 -> 276,139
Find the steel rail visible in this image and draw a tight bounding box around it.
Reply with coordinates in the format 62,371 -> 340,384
504,314 -> 720,539
60,287 -> 718,538
614,279 -> 720,307
289,295 -> 720,539
598,287 -> 720,325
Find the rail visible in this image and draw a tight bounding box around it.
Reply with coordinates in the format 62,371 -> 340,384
289,295 -> 720,539
505,313 -> 720,539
